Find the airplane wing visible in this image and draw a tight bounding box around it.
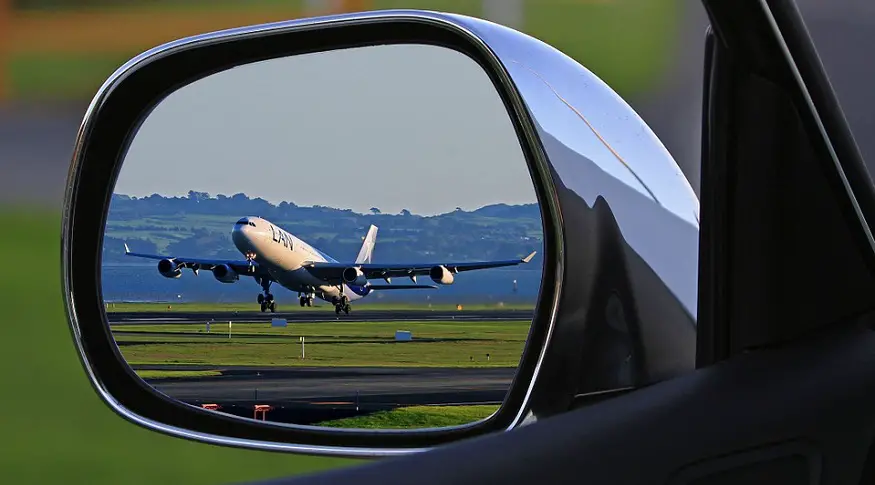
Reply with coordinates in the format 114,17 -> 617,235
122,243 -> 269,278
367,284 -> 438,290
301,251 -> 537,283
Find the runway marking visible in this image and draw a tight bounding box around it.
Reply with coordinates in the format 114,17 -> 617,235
120,318 -> 189,322
109,315 -> 533,324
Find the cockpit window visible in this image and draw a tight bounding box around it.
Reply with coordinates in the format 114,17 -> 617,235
249,222 -> 256,227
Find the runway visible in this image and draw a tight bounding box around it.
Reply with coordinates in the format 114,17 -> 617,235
108,309 -> 533,325
135,364 -> 516,425
115,309 -> 526,424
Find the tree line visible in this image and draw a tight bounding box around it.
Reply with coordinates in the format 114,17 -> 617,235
103,192 -> 543,267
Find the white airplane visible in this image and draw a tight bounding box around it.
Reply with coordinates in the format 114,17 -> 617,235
123,216 -> 536,314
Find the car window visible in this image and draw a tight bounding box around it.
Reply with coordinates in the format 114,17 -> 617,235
795,0 -> 875,169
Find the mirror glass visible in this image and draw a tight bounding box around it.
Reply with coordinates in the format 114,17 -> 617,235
102,43 -> 544,430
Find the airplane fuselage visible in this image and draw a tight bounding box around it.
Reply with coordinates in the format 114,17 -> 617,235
125,214 -> 533,313
231,216 -> 370,303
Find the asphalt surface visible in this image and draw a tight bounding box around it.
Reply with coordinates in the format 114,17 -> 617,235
108,309 -> 534,324
115,309 -> 526,424
138,364 -> 513,404
135,364 -> 515,424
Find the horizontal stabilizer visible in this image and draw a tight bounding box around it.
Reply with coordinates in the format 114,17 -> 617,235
367,284 -> 437,290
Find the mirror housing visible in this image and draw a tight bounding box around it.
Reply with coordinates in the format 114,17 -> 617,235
62,9 -> 699,457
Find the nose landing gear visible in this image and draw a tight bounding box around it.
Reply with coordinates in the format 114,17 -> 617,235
298,292 -> 314,307
244,252 -> 257,274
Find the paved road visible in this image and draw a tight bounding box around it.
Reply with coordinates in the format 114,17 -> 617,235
0,102 -> 86,208
135,364 -> 515,424
108,309 -> 534,324
116,310 -> 524,424
137,364 -> 514,405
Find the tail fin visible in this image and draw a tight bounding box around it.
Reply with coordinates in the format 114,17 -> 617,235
355,224 -> 378,264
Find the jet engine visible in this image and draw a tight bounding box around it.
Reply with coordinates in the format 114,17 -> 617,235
429,265 -> 455,285
213,264 -> 239,283
157,259 -> 182,278
342,267 -> 368,286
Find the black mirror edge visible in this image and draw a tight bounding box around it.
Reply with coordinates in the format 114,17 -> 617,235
59,10 -> 565,457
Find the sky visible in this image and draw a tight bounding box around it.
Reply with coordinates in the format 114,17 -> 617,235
116,43 -> 538,216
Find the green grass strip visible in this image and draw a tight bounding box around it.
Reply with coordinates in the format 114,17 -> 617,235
317,404 -> 499,429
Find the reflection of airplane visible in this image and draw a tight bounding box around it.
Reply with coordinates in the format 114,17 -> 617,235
123,216 -> 537,314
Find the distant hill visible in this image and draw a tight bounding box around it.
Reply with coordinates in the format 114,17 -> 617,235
103,192 -> 544,267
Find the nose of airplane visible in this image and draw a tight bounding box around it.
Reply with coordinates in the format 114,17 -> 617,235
231,217 -> 255,252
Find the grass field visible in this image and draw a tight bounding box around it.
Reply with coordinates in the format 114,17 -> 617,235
8,0 -> 680,101
106,301 -> 535,312
0,208 -> 359,484
317,404 -> 499,429
113,320 -> 529,368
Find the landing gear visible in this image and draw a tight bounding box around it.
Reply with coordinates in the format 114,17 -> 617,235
258,292 -> 275,310
257,278 -> 275,312
244,251 -> 257,274
260,300 -> 277,313
298,293 -> 313,307
333,294 -> 351,315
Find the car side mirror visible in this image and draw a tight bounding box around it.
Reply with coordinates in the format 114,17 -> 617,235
61,9 -> 700,458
